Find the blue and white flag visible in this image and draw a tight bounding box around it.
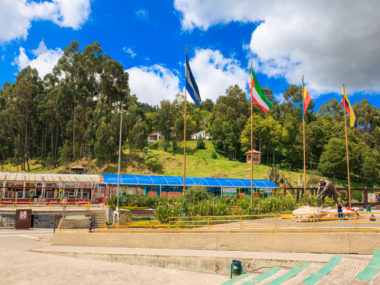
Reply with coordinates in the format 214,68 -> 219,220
185,55 -> 201,107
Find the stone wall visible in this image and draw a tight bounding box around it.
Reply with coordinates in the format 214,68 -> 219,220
58,217 -> 90,229
53,231 -> 380,255
33,215 -> 56,228
0,209 -> 91,228
0,214 -> 15,227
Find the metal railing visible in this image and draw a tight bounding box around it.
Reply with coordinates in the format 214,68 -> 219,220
55,211 -> 380,233
0,201 -> 91,210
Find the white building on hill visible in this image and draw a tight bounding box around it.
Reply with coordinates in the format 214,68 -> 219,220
147,132 -> 162,143
191,130 -> 211,140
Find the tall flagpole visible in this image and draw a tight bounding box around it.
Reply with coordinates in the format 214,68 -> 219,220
302,76 -> 307,204
343,84 -> 352,208
250,92 -> 254,207
183,45 -> 187,196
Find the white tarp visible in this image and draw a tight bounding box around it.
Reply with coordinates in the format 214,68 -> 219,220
0,172 -> 100,184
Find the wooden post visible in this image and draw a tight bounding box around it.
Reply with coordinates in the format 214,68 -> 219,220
343,84 -> 352,208
364,187 -> 368,206
183,45 -> 188,196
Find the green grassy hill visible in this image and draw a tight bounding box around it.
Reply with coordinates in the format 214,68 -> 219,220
0,140 -> 377,191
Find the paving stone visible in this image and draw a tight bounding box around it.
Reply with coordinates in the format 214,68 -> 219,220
282,262 -> 323,285
316,256 -> 369,285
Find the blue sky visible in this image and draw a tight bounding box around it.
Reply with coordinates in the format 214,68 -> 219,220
0,0 -> 379,110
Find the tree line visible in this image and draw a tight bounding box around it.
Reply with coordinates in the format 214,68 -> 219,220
0,41 -> 379,182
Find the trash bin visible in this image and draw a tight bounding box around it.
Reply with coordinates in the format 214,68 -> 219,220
366,205 -> 372,212
15,209 -> 32,229
230,260 -> 242,279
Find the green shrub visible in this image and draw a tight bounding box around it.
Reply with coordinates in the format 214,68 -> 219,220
172,141 -> 178,153
211,152 -> 217,159
145,155 -> 162,172
161,141 -> 170,152
111,192 -> 300,219
148,141 -> 160,150
196,137 -> 206,149
136,195 -> 159,208
185,186 -> 210,204
106,195 -> 117,210
154,200 -> 181,223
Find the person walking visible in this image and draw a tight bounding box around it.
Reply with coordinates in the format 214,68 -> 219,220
62,196 -> 67,211
337,203 -> 343,219
89,218 -> 93,233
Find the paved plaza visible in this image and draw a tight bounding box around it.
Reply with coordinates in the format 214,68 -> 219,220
0,229 -> 227,285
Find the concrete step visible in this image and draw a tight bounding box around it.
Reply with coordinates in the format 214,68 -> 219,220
92,210 -> 107,228
222,273 -> 252,285
255,269 -> 290,284
282,262 -> 323,285
239,267 -> 281,285
369,271 -> 380,284
266,262 -> 311,285
316,256 -> 370,285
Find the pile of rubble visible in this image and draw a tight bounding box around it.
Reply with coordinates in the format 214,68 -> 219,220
292,206 -> 355,222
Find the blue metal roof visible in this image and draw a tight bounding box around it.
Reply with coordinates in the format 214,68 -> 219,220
102,174 -> 278,188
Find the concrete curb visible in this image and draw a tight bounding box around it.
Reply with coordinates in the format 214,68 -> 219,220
32,248 -> 320,276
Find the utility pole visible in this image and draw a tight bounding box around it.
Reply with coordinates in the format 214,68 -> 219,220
112,101 -> 127,223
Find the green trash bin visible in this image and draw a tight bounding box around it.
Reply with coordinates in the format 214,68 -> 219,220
366,205 -> 372,212
230,260 -> 242,279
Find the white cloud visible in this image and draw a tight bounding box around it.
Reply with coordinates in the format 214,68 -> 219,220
51,0 -> 91,29
274,93 -> 285,104
122,47 -> 137,58
174,0 -> 380,94
135,8 -> 149,22
0,0 -> 90,42
127,65 -> 180,105
127,49 -> 248,105
188,49 -> 247,101
13,41 -> 63,78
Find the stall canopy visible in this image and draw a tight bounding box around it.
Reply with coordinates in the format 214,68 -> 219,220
0,172 -> 100,184
102,174 -> 278,188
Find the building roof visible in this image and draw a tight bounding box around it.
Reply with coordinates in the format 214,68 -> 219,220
70,165 -> 84,169
102,174 -> 278,188
191,130 -> 205,135
0,172 -> 100,184
245,150 -> 261,154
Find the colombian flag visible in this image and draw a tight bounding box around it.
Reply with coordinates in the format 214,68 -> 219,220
303,87 -> 311,118
341,85 -> 358,129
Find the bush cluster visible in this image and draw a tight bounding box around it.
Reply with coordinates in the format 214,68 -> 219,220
106,187 -> 339,223
106,194 -> 160,210
153,187 -> 301,223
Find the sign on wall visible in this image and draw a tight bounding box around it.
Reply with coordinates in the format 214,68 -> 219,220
222,188 -> 237,196
20,211 -> 27,220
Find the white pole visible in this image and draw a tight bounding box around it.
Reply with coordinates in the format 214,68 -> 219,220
22,179 -> 26,199
115,102 -> 124,223
2,181 -> 5,198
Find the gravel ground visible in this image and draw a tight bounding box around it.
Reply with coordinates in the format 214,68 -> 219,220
0,229 -> 228,285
